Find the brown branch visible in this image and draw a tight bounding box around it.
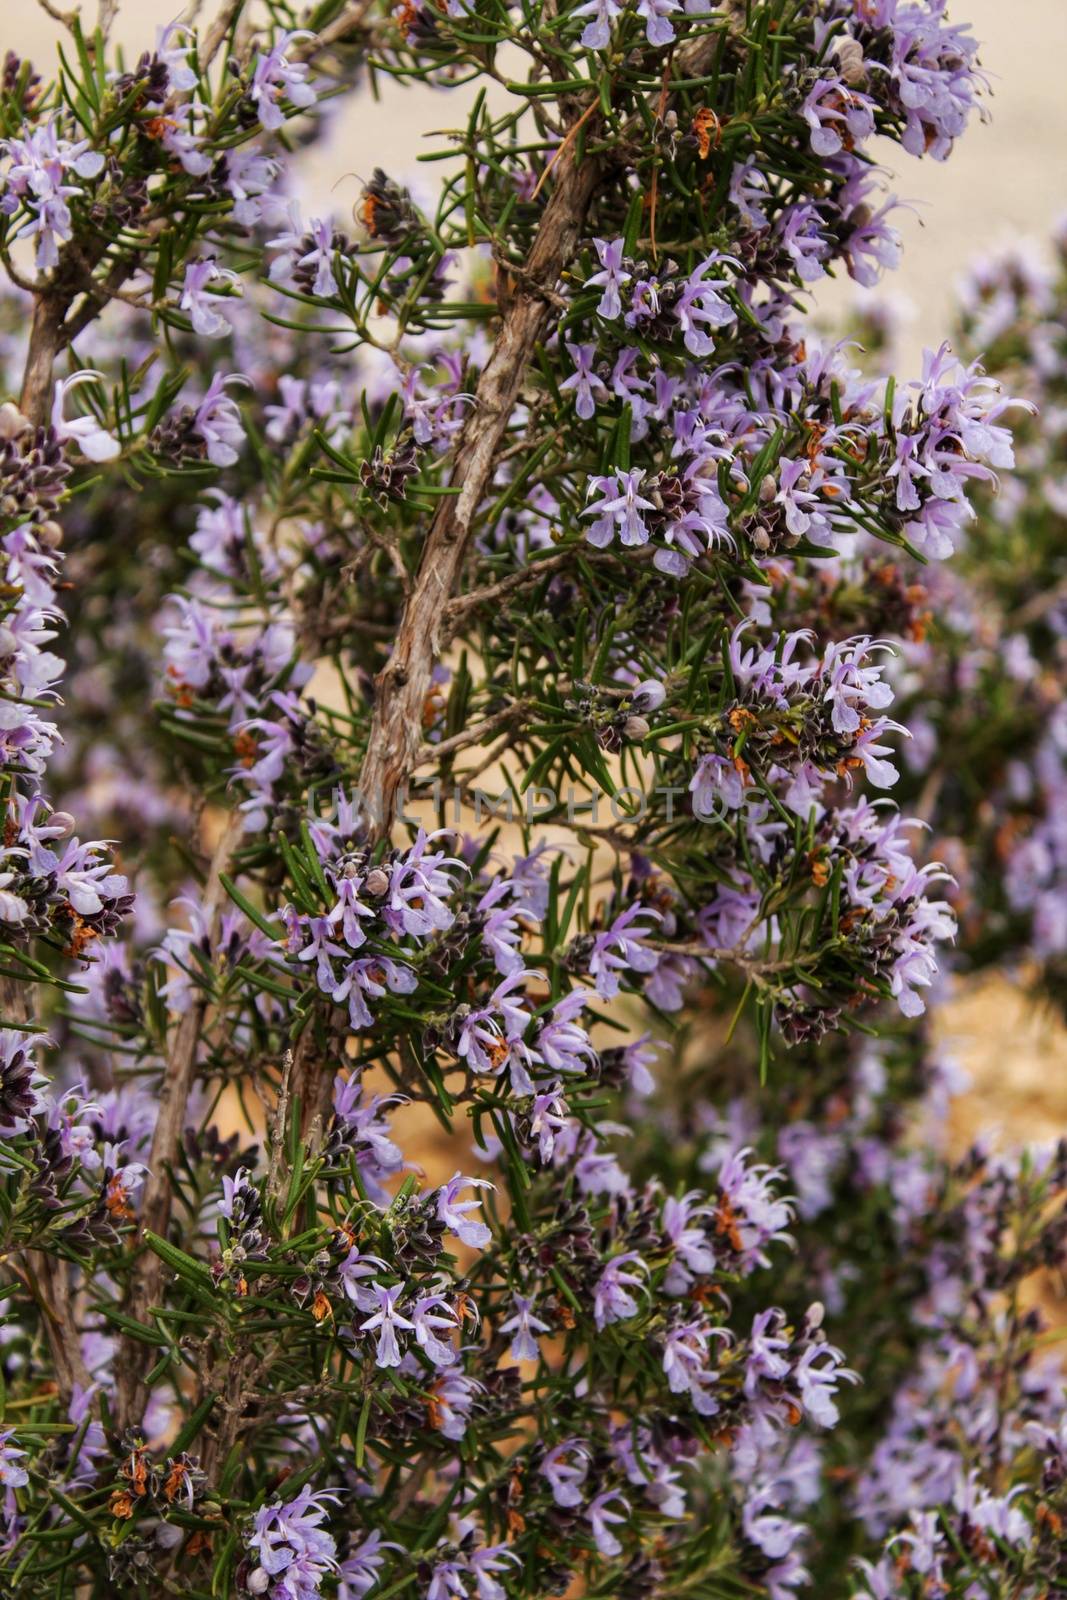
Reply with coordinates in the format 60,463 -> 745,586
356,139 -> 602,838
35,0 -> 78,29
200,0 -> 244,70
439,550 -> 573,639
25,1252 -> 95,1406
355,37 -> 718,841
414,701 -> 531,767
20,294 -> 67,428
287,1019 -> 335,1152
291,0 -> 381,59
115,808 -> 244,1435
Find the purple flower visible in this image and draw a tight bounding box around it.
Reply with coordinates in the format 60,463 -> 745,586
0,1430 -> 29,1492
662,1319 -> 724,1415
360,1283 -> 414,1368
51,371 -> 119,463
662,1191 -> 716,1293
793,1337 -> 857,1428
587,238 -> 630,319
587,903 -> 660,1000
674,254 -> 736,356
690,752 -> 746,817
245,1486 -> 340,1597
801,78 -> 876,158
594,1252 -> 646,1328
573,0 -> 622,50
179,258 -> 240,339
560,343 -> 608,420
540,1439 -> 589,1507
468,1545 -> 521,1600
776,203 -> 829,283
527,1083 -> 570,1162
533,989 -> 597,1078
427,1369 -> 484,1441
194,373 -> 248,467
156,22 -> 199,92
730,158 -> 770,230
269,213 -> 342,299
337,1249 -> 389,1311
436,1172 -> 493,1249
584,469 -> 655,550
0,116 -> 104,269
636,0 -> 678,43
385,828 -> 465,939
742,1485 -> 804,1560
587,1488 -> 629,1557
337,1530 -> 401,1600
411,1292 -> 460,1367
500,1292 -> 550,1361
249,32 -> 317,132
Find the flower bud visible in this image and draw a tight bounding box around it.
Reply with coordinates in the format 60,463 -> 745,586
834,36 -> 867,85
623,715 -> 650,741
631,679 -> 666,713
36,520 -> 63,550
364,867 -> 390,897
0,401 -> 29,441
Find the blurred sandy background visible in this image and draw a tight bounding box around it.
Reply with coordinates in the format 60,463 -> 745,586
13,0 -> 1067,1151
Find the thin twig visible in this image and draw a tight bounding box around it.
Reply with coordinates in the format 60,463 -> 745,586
35,0 -> 78,30
414,702 -> 531,767
115,808 -> 245,1434
200,0 -> 244,70
440,551 -> 573,636
291,0 -> 381,60
530,97 -> 599,202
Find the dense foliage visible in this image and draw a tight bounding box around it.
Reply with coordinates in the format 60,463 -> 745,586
0,2 -> 1063,1598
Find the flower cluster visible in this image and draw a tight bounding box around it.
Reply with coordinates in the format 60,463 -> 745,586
0,6 -> 1060,1600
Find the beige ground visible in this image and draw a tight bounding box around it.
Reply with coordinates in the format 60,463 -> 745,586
12,0 -> 1067,1154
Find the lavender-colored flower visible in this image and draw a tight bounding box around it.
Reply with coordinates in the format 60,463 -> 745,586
194,373 -> 248,467
248,31 -> 317,133
436,1172 -> 493,1249
428,1370 -> 484,1441
540,1438 -> 589,1507
674,254 -> 736,356
245,1485 -> 340,1596
662,1319 -> 724,1415
179,258 -> 240,339
560,343 -> 608,420
587,238 -> 630,319
801,78 -> 876,157
587,903 -> 659,1000
0,1430 -> 29,1492
411,1292 -> 460,1367
594,1252 -> 646,1328
662,1191 -> 716,1293
337,1530 -> 401,1600
156,22 -> 199,91
573,0 -> 622,50
585,1497 -> 635,1573
690,752 -> 746,817
500,1292 -> 550,1362
360,1283 -> 415,1368
636,0 -> 679,45
584,469 -> 655,550
51,372 -> 119,463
